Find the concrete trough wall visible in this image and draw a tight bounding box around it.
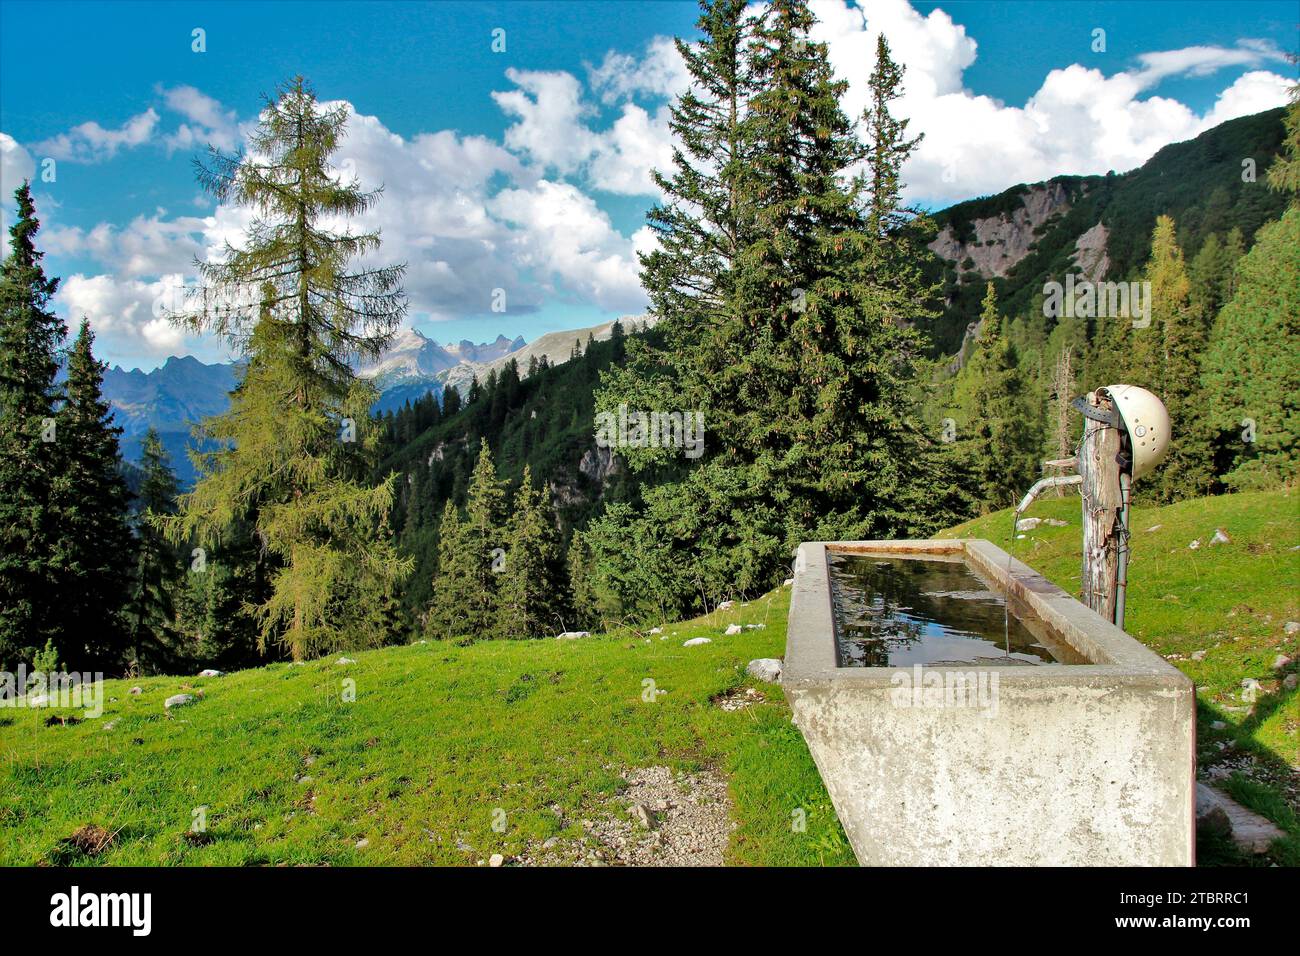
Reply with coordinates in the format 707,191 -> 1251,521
783,539 -> 1195,866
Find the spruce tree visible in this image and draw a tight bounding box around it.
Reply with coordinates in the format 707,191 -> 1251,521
461,439 -> 507,633
496,465 -> 565,639
591,0 -> 967,618
162,76 -> 411,660
50,319 -> 135,670
425,500 -> 467,640
425,440 -> 506,640
128,428 -> 182,672
0,183 -> 65,668
1144,216 -> 1212,500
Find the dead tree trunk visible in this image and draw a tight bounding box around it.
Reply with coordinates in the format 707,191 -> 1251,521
1079,389 -> 1123,623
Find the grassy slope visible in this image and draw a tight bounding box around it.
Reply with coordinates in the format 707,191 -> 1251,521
2,489 -> 1294,866
939,488 -> 1299,865
0,590 -> 854,867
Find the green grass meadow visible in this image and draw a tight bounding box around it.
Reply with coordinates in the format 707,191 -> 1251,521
2,489 -> 1295,866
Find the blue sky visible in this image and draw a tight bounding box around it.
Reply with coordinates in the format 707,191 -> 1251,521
1,0 -> 1295,370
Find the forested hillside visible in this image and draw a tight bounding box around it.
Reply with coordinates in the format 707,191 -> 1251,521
921,107 -> 1290,355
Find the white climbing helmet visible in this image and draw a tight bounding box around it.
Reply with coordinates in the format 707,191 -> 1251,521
1105,384 -> 1170,480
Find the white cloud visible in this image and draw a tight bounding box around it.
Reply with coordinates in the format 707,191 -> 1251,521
490,179 -> 646,312
45,211 -> 210,278
57,272 -> 205,362
0,132 -> 35,194
17,0 -> 1295,368
588,36 -> 692,104
491,67 -> 674,195
160,85 -> 243,153
805,0 -> 1294,203
492,69 -> 598,175
33,108 -> 159,163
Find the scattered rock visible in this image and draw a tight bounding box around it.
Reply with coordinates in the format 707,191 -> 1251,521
747,658 -> 783,683
355,838 -> 370,850
1190,649 -> 1208,662
1196,783 -> 1284,854
1195,783 -> 1232,839
782,578 -> 794,587
683,637 -> 711,647
1273,654 -> 1292,671
1283,674 -> 1297,691
1015,517 -> 1042,531
1210,720 -> 1227,731
1210,528 -> 1232,545
715,687 -> 763,712
198,668 -> 224,677
488,853 -> 504,867
556,631 -> 590,640
1240,678 -> 1262,703
724,624 -> 743,636
336,657 -> 356,665
1188,539 -> 1200,550
744,623 -> 766,630
717,600 -> 735,611
649,627 -> 663,635
1284,621 -> 1299,635
103,720 -> 117,731
1043,518 -> 1068,527
541,836 -> 560,850
1145,524 -> 1162,533
164,693 -> 195,711
129,686 -> 142,696
628,804 -> 656,830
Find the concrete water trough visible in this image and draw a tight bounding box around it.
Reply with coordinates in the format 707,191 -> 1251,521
782,538 -> 1194,866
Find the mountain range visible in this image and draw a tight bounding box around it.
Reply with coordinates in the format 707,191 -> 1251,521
103,319 -> 642,484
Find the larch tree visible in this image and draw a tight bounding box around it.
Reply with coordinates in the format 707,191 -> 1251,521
163,76 -> 411,661
963,284 -> 1040,508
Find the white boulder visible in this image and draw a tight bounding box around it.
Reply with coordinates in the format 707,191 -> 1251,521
747,658 -> 783,683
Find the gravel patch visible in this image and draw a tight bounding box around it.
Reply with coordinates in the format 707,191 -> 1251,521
516,766 -> 733,867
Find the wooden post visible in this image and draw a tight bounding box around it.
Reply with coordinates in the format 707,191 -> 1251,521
1079,390 -> 1123,622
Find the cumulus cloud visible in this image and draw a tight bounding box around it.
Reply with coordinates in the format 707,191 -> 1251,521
33,108 -> 159,163
46,97 -> 646,360
807,0 -> 1294,204
492,67 -> 674,195
160,85 -> 243,153
58,272 -> 204,362
490,179 -> 647,312
14,0 -> 1295,367
0,132 -> 35,193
